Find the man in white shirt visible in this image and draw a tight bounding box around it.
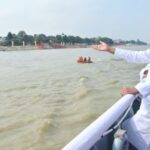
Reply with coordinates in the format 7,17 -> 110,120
93,42 -> 150,150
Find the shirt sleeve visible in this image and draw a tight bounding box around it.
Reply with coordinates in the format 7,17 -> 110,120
114,48 -> 150,63
135,82 -> 150,97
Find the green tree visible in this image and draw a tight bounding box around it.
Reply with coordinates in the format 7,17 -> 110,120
56,35 -> 62,43
47,36 -> 56,43
62,35 -> 69,44
23,35 -> 34,45
17,31 -> 27,44
84,37 -> 92,45
6,32 -> 14,45
74,36 -> 83,43
17,31 -> 26,39
34,34 -> 47,42
68,35 -> 76,44
100,37 -> 114,45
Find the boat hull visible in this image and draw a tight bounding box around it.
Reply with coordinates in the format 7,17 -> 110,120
63,95 -> 138,150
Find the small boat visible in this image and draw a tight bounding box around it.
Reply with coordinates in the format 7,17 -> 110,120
63,87 -> 140,150
77,56 -> 93,63
77,60 -> 93,63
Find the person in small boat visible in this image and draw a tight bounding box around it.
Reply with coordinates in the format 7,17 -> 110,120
83,57 -> 87,63
92,42 -> 150,150
87,57 -> 93,63
77,56 -> 84,63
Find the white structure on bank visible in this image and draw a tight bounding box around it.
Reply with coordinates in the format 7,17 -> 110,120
23,41 -> 25,47
34,40 -> 37,47
11,41 -> 14,47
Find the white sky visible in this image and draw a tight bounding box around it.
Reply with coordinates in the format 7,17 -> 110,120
0,0 -> 150,42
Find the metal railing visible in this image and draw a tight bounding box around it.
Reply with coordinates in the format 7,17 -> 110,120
63,94 -> 137,150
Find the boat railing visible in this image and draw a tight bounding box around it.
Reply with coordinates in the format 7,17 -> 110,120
62,94 -> 137,150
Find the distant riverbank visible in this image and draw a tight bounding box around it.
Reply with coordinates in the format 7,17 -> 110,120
0,44 -> 87,51
1,44 -> 148,52
0,46 -> 38,51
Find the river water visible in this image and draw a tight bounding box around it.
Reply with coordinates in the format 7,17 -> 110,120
0,46 -> 149,150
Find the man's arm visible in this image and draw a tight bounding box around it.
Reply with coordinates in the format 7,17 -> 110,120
120,87 -> 139,96
115,48 -> 150,64
92,41 -> 116,54
135,82 -> 150,97
92,42 -> 150,63
121,82 -> 150,97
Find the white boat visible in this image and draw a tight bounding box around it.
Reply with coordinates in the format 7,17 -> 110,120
62,92 -> 141,150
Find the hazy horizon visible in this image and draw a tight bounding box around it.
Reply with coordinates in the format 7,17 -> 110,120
0,0 -> 150,42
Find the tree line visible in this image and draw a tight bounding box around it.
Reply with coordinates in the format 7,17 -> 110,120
0,31 -> 147,46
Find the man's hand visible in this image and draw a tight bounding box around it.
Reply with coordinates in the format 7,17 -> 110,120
92,41 -> 116,54
120,87 -> 139,96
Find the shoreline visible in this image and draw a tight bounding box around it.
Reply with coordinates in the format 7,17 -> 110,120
0,45 -> 88,51
0,44 -> 148,52
0,46 -> 38,51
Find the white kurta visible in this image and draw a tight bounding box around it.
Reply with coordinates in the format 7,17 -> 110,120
115,48 -> 150,150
